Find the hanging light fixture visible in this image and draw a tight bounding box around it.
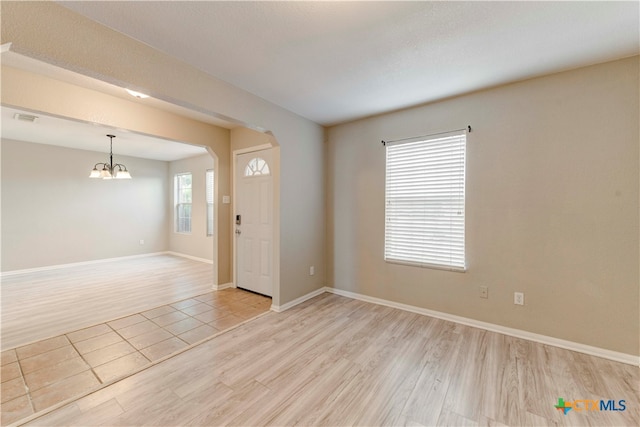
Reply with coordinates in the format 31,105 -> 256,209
89,134 -> 132,180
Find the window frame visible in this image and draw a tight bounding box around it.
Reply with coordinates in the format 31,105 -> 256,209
244,157 -> 271,177
174,172 -> 193,234
206,169 -> 214,237
384,130 -> 467,272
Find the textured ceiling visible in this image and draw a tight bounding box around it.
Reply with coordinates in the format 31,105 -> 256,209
49,1 -> 640,126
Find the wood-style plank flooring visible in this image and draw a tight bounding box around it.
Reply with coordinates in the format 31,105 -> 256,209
22,293 -> 639,427
1,254 -> 215,350
0,288 -> 271,425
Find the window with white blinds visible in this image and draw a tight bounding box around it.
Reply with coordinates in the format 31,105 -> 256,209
206,169 -> 214,236
384,130 -> 466,271
174,173 -> 192,234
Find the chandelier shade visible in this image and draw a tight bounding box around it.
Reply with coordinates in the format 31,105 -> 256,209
89,134 -> 132,180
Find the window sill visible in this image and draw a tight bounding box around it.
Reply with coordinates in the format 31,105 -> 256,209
384,258 -> 466,273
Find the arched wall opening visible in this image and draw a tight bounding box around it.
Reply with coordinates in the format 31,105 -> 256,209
1,63 -> 233,286
1,0 -> 326,308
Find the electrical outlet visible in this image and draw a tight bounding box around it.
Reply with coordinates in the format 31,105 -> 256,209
514,292 -> 524,305
479,286 -> 488,299
309,266 -> 315,276
139,239 -> 145,245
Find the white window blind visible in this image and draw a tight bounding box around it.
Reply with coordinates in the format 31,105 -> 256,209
384,130 -> 466,271
175,173 -> 192,234
206,169 -> 214,236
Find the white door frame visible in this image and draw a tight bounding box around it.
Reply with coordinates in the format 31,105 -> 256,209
231,144 -> 279,304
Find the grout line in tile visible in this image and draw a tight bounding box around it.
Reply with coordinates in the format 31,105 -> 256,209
65,323 -> 108,337
3,290 -> 272,424
3,292 -> 213,353
88,363 -> 103,386
109,322 -> 130,347
16,350 -> 36,416
66,338 -> 99,387
13,309 -> 272,426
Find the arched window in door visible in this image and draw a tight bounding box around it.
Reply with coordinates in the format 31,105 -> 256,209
244,157 -> 270,177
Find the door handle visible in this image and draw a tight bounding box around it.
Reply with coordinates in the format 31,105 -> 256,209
235,229 -> 241,235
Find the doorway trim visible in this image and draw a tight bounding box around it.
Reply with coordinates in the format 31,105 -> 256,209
231,144 -> 280,306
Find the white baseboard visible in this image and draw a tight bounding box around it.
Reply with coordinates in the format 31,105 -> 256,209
1,252 -> 169,277
166,251 -> 214,265
212,282 -> 234,291
325,287 -> 639,366
270,287 -> 326,312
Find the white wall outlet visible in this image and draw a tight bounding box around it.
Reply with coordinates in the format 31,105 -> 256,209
514,292 -> 524,305
222,195 -> 230,204
139,239 -> 145,245
479,286 -> 488,299
309,266 -> 315,276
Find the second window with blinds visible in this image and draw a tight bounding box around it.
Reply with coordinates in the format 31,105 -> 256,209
384,130 -> 467,271
175,173 -> 192,234
206,169 -> 214,236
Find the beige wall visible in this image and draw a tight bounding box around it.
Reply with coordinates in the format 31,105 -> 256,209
1,139 -> 169,271
2,1 -> 326,306
229,126 -> 326,302
168,154 -> 215,263
1,66 -> 232,283
326,57 -> 639,356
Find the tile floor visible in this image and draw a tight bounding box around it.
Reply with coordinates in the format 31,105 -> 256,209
0,288 -> 271,425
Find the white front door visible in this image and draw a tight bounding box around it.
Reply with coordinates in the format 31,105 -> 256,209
235,149 -> 273,296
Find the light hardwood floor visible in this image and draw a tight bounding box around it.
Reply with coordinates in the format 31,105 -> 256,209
22,293 -> 639,426
1,288 -> 271,425
1,254 -> 216,350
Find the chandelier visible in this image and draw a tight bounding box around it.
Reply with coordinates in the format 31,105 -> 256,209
89,134 -> 132,179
